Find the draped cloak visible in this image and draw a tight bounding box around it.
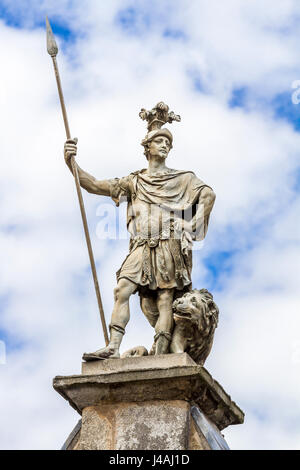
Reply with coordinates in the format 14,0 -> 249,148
108,168 -> 211,295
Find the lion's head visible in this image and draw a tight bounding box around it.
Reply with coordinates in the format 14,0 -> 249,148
172,288 -> 219,365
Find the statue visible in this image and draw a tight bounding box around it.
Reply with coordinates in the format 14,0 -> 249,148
64,102 -> 216,361
48,20 -> 244,452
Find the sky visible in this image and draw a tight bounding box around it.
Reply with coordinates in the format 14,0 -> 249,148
0,0 -> 299,450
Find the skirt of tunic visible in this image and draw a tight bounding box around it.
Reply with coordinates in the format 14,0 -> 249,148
116,238 -> 192,292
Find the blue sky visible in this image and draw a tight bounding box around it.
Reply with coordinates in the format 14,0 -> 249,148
0,0 -> 299,450
0,3 -> 72,36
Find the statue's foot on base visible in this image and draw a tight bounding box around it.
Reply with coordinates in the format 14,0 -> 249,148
82,346 -> 120,362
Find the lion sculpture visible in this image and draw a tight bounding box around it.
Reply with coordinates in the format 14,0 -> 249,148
122,288 -> 219,366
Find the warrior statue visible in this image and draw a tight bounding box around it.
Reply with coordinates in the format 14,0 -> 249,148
64,102 -> 216,360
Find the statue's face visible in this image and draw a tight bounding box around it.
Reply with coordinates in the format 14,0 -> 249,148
148,136 -> 171,159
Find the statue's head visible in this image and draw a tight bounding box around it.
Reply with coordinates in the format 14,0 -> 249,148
142,129 -> 172,160
139,102 -> 180,159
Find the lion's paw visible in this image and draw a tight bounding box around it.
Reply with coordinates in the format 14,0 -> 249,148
121,346 -> 148,358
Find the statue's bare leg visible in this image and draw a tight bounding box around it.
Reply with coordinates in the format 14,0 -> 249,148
82,278 -> 137,361
154,288 -> 174,355
140,295 -> 159,327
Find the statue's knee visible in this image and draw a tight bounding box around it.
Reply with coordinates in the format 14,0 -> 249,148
114,281 -> 131,303
113,287 -> 120,302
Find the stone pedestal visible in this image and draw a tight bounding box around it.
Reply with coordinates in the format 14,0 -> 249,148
53,353 -> 244,450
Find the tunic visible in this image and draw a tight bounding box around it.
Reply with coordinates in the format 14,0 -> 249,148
108,168 -> 211,294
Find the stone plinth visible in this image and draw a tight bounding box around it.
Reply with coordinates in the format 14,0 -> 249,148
54,353 -> 244,450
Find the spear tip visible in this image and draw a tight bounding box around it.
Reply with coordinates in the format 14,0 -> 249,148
46,16 -> 58,57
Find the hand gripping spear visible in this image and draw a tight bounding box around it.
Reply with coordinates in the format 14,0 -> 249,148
46,17 -> 109,346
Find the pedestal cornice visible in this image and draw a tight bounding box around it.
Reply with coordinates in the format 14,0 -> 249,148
53,353 -> 244,430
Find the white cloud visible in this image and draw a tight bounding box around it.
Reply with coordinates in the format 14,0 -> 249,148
0,0 -> 299,450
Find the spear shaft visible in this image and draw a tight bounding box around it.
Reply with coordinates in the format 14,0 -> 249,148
46,17 -> 109,346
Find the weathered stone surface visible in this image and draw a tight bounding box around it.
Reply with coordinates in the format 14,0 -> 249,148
54,354 -> 244,430
81,352 -> 195,375
63,403 -> 232,450
63,403 -> 231,450
76,400 -> 190,450
77,407 -> 113,450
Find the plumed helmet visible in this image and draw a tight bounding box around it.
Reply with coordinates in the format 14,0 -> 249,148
139,102 -> 180,153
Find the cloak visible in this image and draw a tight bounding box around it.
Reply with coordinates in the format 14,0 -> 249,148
111,168 -> 211,242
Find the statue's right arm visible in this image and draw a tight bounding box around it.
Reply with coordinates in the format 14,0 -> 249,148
64,138 -> 111,196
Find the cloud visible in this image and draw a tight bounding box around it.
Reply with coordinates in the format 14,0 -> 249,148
0,0 -> 299,450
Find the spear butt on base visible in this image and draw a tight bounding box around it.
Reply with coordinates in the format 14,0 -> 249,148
46,16 -> 109,346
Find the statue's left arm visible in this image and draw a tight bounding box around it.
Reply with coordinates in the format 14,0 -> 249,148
197,187 -> 215,218
190,186 -> 216,240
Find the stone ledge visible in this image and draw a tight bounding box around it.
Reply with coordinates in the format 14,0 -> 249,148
81,352 -> 196,375
53,353 -> 244,430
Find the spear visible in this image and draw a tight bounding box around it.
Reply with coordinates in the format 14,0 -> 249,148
46,17 -> 109,346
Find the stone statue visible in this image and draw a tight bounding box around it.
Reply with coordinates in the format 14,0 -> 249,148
170,288 -> 219,365
64,102 -> 216,360
49,19 -> 244,450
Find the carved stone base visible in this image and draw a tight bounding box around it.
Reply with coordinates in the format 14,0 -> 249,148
53,353 -> 244,450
